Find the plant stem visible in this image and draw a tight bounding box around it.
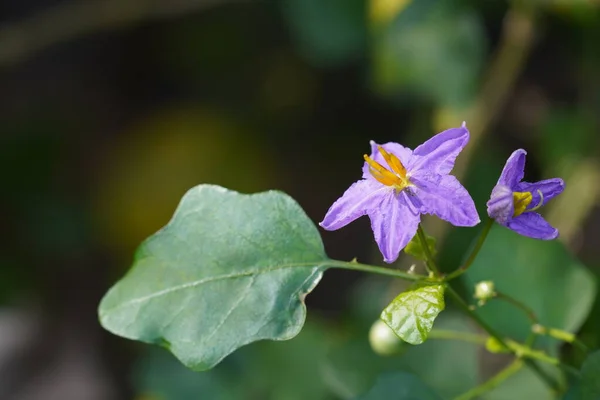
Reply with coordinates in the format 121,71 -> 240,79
496,291 -> 538,323
445,286 -> 561,392
445,286 -> 507,349
416,224 -> 442,277
454,359 -> 523,400
326,260 -> 424,281
495,292 -> 589,353
505,339 -> 559,365
532,325 -> 589,353
428,329 -> 487,345
445,218 -> 494,281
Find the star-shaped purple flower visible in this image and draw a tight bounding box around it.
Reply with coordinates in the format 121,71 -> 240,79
486,149 -> 564,240
319,124 -> 480,263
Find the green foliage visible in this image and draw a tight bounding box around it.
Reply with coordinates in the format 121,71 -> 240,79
466,225 -> 596,347
240,320 -> 337,400
324,312 -> 479,399
282,0 -> 366,67
355,372 -> 442,400
580,350 -> 600,400
404,231 -> 437,261
99,185 -> 328,371
465,225 -> 596,399
381,283 -> 445,345
134,319 -> 338,400
133,348 -> 241,400
371,0 -> 486,106
539,108 -> 597,168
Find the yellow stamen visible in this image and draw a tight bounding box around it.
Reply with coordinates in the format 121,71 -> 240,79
364,155 -> 398,186
513,192 -> 533,217
377,145 -> 407,178
363,146 -> 409,191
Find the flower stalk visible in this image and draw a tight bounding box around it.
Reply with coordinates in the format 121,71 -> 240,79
445,218 -> 494,281
417,224 -> 442,277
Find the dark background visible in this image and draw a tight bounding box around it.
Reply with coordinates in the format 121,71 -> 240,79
1,0 -> 599,399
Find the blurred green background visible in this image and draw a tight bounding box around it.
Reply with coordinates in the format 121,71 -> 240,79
1,0 -> 600,399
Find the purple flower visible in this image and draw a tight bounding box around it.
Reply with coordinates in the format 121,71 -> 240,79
319,123 -> 480,263
487,149 -> 564,240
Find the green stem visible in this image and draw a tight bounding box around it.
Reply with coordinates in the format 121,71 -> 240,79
446,286 -> 508,349
416,224 -> 442,277
445,218 -> 494,281
532,325 -> 589,353
326,260 -> 424,281
496,291 -> 538,323
428,329 -> 487,345
505,339 -> 559,365
445,286 -> 561,392
454,359 -> 523,400
496,292 -> 589,353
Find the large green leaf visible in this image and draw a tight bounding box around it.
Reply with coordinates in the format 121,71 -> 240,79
580,350 -> 600,400
99,184 -> 328,370
355,372 -> 442,400
380,283 -> 445,345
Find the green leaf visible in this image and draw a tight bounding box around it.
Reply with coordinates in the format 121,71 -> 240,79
404,231 -> 436,261
580,350 -> 600,400
98,184 -> 328,371
380,283 -> 445,345
355,372 -> 442,400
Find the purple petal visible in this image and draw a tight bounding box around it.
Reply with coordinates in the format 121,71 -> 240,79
368,191 -> 421,263
507,212 -> 559,240
362,141 -> 413,180
515,178 -> 565,208
410,124 -> 469,174
410,171 -> 480,227
486,184 -> 514,224
320,179 -> 389,231
498,149 -> 527,188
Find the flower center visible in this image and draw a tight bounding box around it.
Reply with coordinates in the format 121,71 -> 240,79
513,190 -> 544,217
364,146 -> 409,192
512,192 -> 532,217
